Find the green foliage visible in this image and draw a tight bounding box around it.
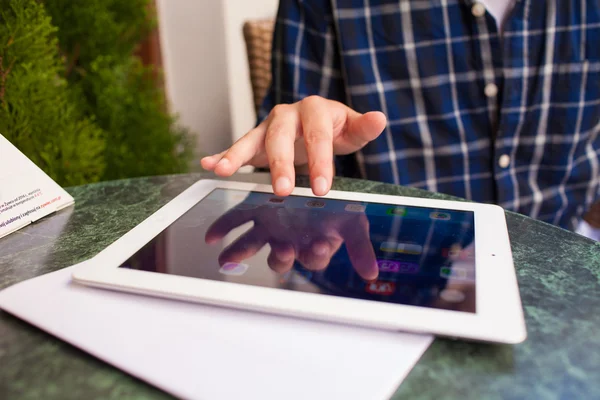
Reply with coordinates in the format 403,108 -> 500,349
0,0 -> 192,186
43,0 -> 152,68
86,55 -> 192,180
0,0 -> 105,185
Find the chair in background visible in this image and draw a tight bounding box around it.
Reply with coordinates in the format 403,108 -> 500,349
243,19 -> 275,116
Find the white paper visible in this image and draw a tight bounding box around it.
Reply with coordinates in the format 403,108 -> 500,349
0,266 -> 433,400
0,134 -> 74,239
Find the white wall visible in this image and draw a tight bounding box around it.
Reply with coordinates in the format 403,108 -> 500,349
156,0 -> 278,158
223,0 -> 279,142
156,0 -> 231,158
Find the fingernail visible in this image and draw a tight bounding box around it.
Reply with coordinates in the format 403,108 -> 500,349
217,158 -> 230,168
313,176 -> 328,195
275,177 -> 291,193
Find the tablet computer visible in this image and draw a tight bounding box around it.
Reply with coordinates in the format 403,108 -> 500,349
72,179 -> 526,344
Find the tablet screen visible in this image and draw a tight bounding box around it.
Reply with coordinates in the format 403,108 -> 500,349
120,189 -> 476,313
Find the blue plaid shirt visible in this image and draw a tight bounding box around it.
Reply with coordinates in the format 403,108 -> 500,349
258,0 -> 600,230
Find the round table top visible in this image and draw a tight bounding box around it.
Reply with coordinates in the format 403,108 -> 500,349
1,173 -> 599,399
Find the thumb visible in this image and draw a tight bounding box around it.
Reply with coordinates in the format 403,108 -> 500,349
334,110 -> 387,155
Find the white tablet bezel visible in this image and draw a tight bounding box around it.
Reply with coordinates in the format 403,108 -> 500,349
72,179 -> 527,344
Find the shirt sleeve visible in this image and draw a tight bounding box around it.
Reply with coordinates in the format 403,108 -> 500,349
257,0 -> 362,178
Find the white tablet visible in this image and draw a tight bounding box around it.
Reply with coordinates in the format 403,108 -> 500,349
72,179 -> 526,344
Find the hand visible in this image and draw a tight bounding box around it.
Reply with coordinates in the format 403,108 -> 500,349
205,204 -> 379,281
201,96 -> 387,197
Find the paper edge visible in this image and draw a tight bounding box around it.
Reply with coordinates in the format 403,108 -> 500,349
376,335 -> 434,400
0,219 -> 31,239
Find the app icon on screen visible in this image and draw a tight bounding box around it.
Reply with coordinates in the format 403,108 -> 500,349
387,207 -> 407,216
305,200 -> 326,208
440,266 -> 452,278
380,242 -> 422,255
430,211 -> 451,220
219,262 -> 249,276
345,204 -> 366,213
377,260 -> 419,274
398,262 -> 420,274
440,266 -> 467,280
377,259 -> 401,272
365,281 -> 396,296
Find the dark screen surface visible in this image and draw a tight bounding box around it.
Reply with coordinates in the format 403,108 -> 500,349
121,189 -> 477,313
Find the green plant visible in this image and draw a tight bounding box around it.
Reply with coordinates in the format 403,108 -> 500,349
0,0 -> 192,186
0,0 -> 105,185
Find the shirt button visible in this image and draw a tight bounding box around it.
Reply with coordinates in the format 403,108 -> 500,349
498,154 -> 511,168
485,83 -> 498,98
471,2 -> 486,17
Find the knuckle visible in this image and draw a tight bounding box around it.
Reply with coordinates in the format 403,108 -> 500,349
266,121 -> 296,141
304,130 -> 332,145
270,104 -> 292,119
301,95 -> 323,107
268,158 -> 290,171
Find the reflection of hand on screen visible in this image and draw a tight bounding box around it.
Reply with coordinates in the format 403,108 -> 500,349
205,205 -> 378,280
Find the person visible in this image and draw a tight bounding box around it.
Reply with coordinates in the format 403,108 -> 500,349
202,0 -> 600,235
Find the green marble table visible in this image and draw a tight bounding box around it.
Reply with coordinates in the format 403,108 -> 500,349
1,173 -> 599,400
